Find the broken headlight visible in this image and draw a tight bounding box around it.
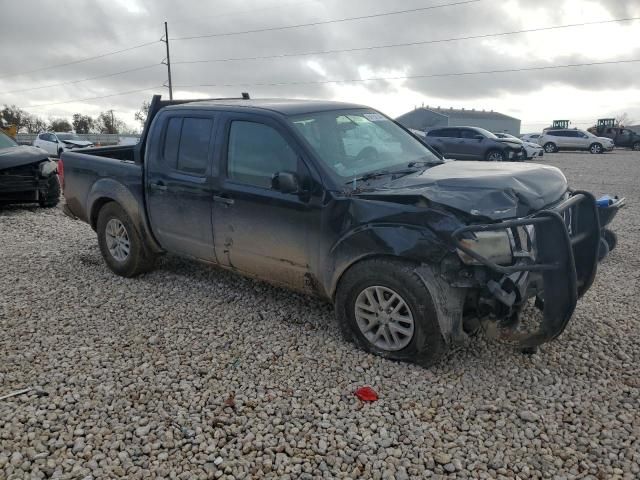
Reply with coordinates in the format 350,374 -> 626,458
38,160 -> 58,176
457,230 -> 513,266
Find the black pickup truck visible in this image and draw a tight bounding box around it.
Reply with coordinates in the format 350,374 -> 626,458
62,95 -> 603,366
590,126 -> 640,151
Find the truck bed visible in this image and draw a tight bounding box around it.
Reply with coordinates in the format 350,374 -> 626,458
62,148 -> 144,226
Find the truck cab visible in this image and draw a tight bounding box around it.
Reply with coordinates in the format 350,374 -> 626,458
61,95 -> 605,367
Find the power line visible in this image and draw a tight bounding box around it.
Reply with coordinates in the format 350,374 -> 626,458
173,17 -> 640,66
23,86 -> 163,109
174,58 -> 640,89
3,64 -> 162,94
171,0 -> 483,41
0,40 -> 160,80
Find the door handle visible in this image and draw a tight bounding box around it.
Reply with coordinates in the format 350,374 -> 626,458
213,195 -> 234,206
149,182 -> 168,192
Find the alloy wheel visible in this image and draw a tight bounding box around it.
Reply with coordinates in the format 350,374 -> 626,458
105,218 -> 130,262
354,286 -> 415,351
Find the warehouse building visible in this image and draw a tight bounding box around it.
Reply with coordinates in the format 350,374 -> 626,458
396,106 -> 522,136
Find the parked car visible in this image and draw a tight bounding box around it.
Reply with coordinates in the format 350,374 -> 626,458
520,133 -> 542,144
33,132 -> 94,157
422,126 -> 526,161
0,130 -> 60,207
538,129 -> 615,154
62,95 -> 604,367
588,126 -> 640,151
494,132 -> 544,159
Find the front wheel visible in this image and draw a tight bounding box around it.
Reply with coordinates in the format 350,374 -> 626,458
544,142 -> 557,153
96,202 -> 156,277
486,149 -> 505,162
632,142 -> 640,151
335,259 -> 448,367
38,175 -> 60,208
590,143 -> 603,154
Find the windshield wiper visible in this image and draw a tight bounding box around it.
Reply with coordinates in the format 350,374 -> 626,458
348,168 -> 418,187
407,158 -> 444,168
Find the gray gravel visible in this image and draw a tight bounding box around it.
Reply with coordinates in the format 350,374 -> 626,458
1,150 -> 639,479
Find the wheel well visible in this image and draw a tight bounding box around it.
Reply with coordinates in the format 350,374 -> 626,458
331,254 -> 419,301
90,198 -> 116,230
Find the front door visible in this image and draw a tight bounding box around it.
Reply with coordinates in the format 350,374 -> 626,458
146,114 -> 217,261
212,115 -> 313,290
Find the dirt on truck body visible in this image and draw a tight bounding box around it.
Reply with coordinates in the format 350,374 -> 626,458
61,95 -> 619,366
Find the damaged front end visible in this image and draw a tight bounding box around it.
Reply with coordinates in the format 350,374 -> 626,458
449,191 -> 601,348
0,159 -> 58,205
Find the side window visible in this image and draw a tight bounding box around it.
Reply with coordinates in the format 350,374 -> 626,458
430,128 -> 458,138
162,117 -> 213,175
163,118 -> 182,170
227,121 -> 298,189
178,118 -> 213,175
547,131 -> 558,137
460,129 -> 479,139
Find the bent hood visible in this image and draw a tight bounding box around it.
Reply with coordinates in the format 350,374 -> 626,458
357,161 -> 568,220
62,139 -> 93,147
0,145 -> 50,171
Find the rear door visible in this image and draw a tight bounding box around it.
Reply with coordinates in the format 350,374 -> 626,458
427,128 -> 460,157
146,112 -> 217,261
211,114 -> 315,289
458,128 -> 483,159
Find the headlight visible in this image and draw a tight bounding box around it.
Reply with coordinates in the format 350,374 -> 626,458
39,160 -> 58,176
457,230 -> 513,265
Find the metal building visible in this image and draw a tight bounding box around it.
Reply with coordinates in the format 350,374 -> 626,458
396,106 -> 522,136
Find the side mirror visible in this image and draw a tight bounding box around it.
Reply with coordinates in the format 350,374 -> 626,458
272,171 -> 299,194
474,135 -> 484,141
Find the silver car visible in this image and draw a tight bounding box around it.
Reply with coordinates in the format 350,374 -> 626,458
538,129 -> 615,154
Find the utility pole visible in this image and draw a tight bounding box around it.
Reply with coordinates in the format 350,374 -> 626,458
162,21 -> 174,100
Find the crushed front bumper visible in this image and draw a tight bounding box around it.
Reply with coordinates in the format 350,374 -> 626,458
451,191 -> 600,347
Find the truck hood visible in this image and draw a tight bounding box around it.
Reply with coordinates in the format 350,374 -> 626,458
356,161 -> 568,220
0,145 -> 50,171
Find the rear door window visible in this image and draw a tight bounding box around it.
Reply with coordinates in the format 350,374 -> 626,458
429,128 -> 459,138
162,117 -> 214,175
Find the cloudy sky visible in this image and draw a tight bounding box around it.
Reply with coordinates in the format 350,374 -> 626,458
1,0 -> 639,132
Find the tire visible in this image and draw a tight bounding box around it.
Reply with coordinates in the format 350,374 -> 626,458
485,149 -> 505,162
603,229 -> 617,252
632,142 -> 640,151
96,202 -> 156,277
598,238 -> 609,262
590,143 -> 603,154
335,258 -> 448,367
38,175 -> 60,208
543,142 -> 557,153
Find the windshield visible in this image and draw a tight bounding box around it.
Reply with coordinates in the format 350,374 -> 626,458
56,133 -> 81,141
290,109 -> 441,182
0,130 -> 18,149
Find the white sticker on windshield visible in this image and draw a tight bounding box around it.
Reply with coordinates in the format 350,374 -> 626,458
363,113 -> 386,122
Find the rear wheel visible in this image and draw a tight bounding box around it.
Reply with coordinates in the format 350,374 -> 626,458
96,202 -> 156,277
335,258 -> 448,367
543,142 -> 557,153
632,142 -> 640,151
486,149 -> 505,162
590,143 -> 603,154
38,175 -> 60,208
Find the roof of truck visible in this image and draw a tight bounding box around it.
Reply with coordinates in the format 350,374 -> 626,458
163,98 -> 369,116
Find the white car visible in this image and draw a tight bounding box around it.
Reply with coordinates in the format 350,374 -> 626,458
33,132 -> 94,157
538,129 -> 615,154
521,133 -> 542,144
494,133 -> 544,159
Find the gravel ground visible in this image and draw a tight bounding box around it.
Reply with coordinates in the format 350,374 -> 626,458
1,150 -> 639,479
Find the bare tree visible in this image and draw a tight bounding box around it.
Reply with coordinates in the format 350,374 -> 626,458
134,100 -> 151,129
49,118 -> 73,132
615,113 -> 634,127
72,114 -> 94,134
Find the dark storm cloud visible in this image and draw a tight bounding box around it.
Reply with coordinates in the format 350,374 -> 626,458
1,0 -> 639,124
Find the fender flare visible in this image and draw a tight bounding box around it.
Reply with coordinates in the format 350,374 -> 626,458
87,178 -> 163,253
